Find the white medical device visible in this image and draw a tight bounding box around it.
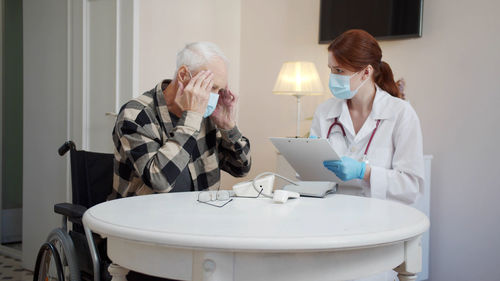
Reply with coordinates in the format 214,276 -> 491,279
232,174 -> 275,197
231,172 -> 336,204
272,190 -> 300,203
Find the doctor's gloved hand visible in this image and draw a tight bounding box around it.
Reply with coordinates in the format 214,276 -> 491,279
323,156 -> 366,181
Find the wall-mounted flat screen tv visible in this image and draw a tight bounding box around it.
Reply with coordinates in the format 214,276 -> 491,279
319,0 -> 424,43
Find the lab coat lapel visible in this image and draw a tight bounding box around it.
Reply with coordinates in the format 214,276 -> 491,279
338,102 -> 356,138
325,99 -> 343,120
326,99 -> 357,138
371,87 -> 393,120
354,118 -> 377,143
354,87 -> 392,143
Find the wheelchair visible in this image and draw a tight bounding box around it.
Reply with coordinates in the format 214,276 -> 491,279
33,141 -> 113,281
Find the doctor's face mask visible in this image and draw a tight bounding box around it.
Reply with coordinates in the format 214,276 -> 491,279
328,70 -> 369,100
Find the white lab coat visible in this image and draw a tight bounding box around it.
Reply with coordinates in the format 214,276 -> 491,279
310,87 -> 425,281
310,86 -> 424,204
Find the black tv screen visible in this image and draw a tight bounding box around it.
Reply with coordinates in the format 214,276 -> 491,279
319,0 -> 424,43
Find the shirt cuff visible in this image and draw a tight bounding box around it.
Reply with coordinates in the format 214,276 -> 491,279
220,125 -> 243,143
179,111 -> 203,132
370,166 -> 388,200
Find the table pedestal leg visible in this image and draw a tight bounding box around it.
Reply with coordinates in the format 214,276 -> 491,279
395,236 -> 422,281
192,252 -> 234,281
108,263 -> 130,281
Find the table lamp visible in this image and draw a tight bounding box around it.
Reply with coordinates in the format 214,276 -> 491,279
272,61 -> 323,137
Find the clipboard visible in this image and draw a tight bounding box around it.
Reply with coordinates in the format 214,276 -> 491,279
269,137 -> 342,182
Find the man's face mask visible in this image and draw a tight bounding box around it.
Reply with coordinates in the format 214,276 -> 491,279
204,93 -> 219,118
186,70 -> 219,118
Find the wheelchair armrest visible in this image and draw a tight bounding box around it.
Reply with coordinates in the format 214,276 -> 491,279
54,203 -> 88,221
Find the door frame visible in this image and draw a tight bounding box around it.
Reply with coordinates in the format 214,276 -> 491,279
21,0 -> 140,270
0,0 -> 22,260
0,0 -> 4,250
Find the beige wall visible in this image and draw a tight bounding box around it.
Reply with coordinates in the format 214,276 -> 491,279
239,0 -> 329,185
139,0 -> 241,97
378,1 -> 500,280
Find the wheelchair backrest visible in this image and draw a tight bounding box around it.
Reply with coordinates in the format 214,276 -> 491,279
69,149 -> 114,208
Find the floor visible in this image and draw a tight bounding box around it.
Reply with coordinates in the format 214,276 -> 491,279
3,243 -> 22,252
0,254 -> 32,281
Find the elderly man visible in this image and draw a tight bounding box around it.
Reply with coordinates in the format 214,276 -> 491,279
109,42 -> 251,200
108,42 -> 251,280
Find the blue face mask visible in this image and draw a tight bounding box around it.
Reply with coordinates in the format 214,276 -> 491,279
204,92 -> 219,118
328,71 -> 368,100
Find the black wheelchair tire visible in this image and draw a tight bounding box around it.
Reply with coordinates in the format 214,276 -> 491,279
47,228 -> 81,281
33,242 -> 65,281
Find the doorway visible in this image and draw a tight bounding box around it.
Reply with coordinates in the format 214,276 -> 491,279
0,0 -> 23,259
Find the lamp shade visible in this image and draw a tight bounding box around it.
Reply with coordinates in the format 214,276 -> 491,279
272,61 -> 324,96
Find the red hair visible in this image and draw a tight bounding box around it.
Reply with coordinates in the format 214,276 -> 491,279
328,29 -> 403,99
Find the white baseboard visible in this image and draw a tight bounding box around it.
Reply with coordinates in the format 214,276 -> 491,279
1,207 -> 22,243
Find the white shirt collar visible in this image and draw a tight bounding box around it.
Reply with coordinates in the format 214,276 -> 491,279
325,86 -> 394,120
324,86 -> 394,140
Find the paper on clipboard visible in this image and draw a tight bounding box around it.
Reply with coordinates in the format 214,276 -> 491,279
270,137 -> 342,182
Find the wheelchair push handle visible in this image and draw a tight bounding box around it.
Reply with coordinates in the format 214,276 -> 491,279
58,141 -> 76,156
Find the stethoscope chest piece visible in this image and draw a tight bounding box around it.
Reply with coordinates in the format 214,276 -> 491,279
361,154 -> 369,165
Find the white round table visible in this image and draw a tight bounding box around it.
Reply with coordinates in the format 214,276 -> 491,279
83,193 -> 429,281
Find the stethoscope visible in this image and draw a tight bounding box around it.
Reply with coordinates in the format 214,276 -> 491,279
327,117 -> 381,164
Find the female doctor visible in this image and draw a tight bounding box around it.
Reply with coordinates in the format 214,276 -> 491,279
310,28 -> 425,281
311,29 -> 424,205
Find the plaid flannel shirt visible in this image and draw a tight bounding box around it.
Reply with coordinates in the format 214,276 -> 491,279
109,79 -> 251,198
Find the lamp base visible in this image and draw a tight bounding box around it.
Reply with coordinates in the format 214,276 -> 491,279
294,95 -> 303,137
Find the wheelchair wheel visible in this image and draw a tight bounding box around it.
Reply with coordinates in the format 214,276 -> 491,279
46,228 -> 81,281
33,242 -> 65,281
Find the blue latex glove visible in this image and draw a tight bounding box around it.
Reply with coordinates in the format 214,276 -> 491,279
323,156 -> 366,181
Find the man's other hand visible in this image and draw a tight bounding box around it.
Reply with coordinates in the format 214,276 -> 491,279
211,88 -> 238,130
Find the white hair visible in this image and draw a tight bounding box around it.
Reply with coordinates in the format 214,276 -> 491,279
176,42 -> 229,74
